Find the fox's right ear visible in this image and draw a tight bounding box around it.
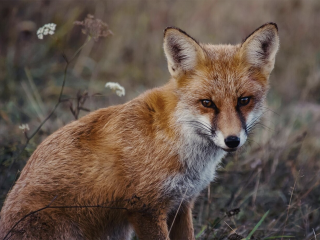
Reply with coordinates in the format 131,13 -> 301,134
163,27 -> 205,79
240,23 -> 279,76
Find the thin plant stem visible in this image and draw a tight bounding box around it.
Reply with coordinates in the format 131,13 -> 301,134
166,187 -> 188,240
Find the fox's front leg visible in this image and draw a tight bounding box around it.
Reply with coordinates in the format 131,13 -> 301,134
128,211 -> 169,240
168,203 -> 195,240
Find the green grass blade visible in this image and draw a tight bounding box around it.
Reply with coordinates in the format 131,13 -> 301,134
195,225 -> 207,238
243,210 -> 270,240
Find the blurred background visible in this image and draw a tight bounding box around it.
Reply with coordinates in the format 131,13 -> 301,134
1,0 -> 320,239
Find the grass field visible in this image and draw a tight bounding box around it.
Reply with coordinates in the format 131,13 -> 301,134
1,0 -> 320,239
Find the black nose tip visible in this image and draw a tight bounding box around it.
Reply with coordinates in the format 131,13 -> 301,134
224,136 -> 240,148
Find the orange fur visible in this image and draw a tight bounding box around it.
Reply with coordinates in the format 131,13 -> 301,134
0,23 -> 279,240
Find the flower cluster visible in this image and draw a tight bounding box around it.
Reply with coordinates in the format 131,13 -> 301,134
37,23 -> 56,39
19,124 -> 30,131
105,82 -> 125,97
74,14 -> 113,42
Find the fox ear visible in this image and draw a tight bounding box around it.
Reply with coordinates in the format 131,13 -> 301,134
163,27 -> 205,79
240,23 -> 279,75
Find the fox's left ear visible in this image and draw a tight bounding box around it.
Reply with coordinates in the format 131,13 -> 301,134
163,27 -> 205,79
240,23 -> 279,76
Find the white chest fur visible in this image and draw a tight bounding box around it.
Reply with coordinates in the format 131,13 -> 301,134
162,138 -> 226,202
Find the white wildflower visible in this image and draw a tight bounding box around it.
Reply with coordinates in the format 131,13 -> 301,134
105,82 -> 125,97
19,124 -> 30,131
37,23 -> 57,40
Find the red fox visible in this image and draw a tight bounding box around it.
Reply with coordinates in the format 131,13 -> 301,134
0,23 -> 279,240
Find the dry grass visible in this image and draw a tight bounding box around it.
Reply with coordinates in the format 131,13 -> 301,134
1,0 -> 320,239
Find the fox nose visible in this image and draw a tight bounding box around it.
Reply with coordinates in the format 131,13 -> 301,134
224,136 -> 240,148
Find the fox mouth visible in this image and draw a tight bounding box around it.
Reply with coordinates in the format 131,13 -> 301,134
222,148 -> 238,153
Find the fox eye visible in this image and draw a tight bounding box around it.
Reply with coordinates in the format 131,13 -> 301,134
238,97 -> 250,106
201,99 -> 216,108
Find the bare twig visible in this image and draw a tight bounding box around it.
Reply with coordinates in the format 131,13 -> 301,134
68,90 -> 89,119
3,196 -> 58,240
313,228 -> 317,240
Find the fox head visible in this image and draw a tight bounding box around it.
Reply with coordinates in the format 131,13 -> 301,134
163,23 -> 279,153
